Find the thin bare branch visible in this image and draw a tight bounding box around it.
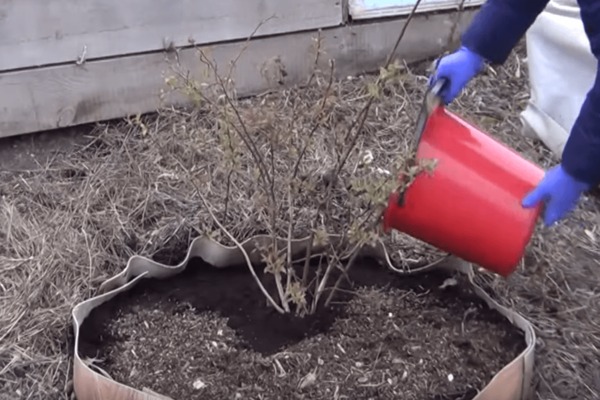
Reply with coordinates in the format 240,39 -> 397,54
176,159 -> 285,314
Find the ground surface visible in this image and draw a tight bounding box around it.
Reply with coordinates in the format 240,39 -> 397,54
0,39 -> 599,400
80,259 -> 524,400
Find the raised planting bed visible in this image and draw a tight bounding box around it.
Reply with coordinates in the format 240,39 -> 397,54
72,236 -> 535,400
68,28 -> 536,399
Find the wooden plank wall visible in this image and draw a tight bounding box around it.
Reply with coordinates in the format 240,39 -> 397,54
0,0 -> 343,72
0,10 -> 477,138
0,0 -> 478,139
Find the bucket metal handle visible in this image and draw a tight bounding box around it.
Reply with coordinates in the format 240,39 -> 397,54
412,77 -> 449,151
396,77 -> 449,206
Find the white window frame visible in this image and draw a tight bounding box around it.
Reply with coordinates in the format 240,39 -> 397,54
349,0 -> 485,20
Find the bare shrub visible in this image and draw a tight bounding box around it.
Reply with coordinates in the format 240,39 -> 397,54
158,0 -> 449,316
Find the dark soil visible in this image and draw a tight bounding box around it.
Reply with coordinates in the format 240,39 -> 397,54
79,258 -> 526,400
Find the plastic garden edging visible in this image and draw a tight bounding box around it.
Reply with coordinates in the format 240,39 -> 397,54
71,235 -> 536,400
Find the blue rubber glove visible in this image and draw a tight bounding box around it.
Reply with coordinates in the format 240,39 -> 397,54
522,165 -> 590,226
429,46 -> 485,104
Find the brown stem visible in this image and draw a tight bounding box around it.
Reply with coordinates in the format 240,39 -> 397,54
224,169 -> 233,219
383,0 -> 426,68
306,31 -> 324,87
280,61 -> 336,301
222,122 -> 237,218
446,0 -> 468,52
324,215 -> 383,307
311,0 -> 427,309
285,188 -> 294,301
225,16 -> 276,83
336,0 -> 426,177
312,242 -> 344,311
180,161 -> 285,314
273,266 -> 290,313
324,246 -> 362,308
301,231 -> 315,288
269,122 -> 278,231
310,254 -> 326,314
292,59 -> 336,181
197,50 -> 273,195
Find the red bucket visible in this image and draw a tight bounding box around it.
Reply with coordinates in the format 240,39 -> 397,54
383,106 -> 545,277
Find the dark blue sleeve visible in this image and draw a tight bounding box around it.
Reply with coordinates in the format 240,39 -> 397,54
560,1 -> 600,185
461,0 -> 550,64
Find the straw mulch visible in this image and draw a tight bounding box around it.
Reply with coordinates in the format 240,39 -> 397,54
0,39 -> 598,400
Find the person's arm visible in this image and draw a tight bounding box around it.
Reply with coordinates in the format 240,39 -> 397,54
521,1 -> 600,225
461,0 -> 551,64
560,2 -> 600,186
430,0 -> 551,103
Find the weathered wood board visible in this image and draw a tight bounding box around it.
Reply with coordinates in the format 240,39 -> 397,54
349,0 -> 484,19
0,9 -> 477,138
0,0 -> 343,72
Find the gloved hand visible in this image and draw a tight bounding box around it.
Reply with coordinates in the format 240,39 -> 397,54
429,46 -> 485,104
522,164 -> 590,226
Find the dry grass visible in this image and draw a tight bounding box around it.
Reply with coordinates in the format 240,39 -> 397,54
0,38 -> 598,400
